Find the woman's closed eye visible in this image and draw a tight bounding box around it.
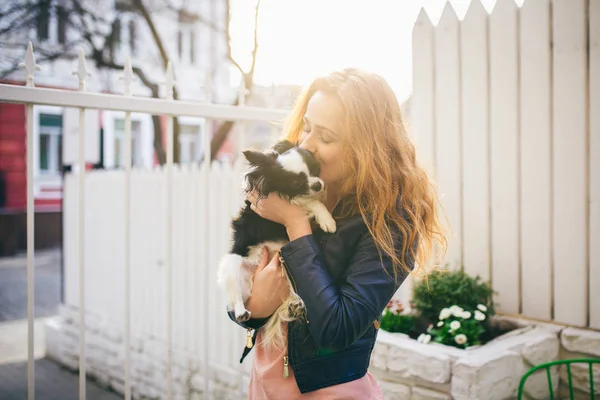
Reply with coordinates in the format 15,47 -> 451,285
318,132 -> 334,144
303,124 -> 334,144
303,118 -> 336,144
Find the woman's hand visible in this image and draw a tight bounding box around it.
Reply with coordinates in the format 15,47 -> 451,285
245,247 -> 290,319
246,191 -> 307,228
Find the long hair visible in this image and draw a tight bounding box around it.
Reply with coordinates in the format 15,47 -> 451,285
282,68 -> 448,279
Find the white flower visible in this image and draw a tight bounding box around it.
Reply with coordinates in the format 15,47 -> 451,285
437,321 -> 444,327
460,311 -> 472,319
427,324 -> 433,333
449,320 -> 461,331
477,304 -> 488,312
455,334 -> 467,345
418,334 -> 431,344
439,308 -> 452,320
474,310 -> 486,321
451,306 -> 464,317
417,334 -> 432,344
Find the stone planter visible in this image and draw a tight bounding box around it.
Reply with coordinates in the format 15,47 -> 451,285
370,318 -> 562,400
45,305 -> 600,400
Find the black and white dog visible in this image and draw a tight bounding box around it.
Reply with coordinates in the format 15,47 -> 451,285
217,140 -> 336,348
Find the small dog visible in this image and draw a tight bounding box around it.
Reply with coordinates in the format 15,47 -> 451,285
217,140 -> 336,349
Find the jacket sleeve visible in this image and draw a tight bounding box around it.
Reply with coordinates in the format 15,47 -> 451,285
279,232 -> 411,350
226,309 -> 271,330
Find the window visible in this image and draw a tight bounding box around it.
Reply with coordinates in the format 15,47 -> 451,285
111,18 -> 122,57
115,0 -> 134,10
178,30 -> 184,60
37,0 -> 51,41
190,30 -> 196,65
178,9 -> 199,65
179,124 -> 199,164
57,5 -> 67,45
39,113 -> 63,175
128,20 -> 136,55
113,118 -> 142,168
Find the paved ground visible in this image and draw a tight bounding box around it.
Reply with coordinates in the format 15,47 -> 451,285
0,248 -> 120,399
0,248 -> 62,322
0,358 -> 122,400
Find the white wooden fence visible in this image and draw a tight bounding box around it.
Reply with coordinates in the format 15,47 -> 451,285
61,161 -> 253,395
410,0 -> 599,330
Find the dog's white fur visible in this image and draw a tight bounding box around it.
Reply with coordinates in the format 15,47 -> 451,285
217,190 -> 336,350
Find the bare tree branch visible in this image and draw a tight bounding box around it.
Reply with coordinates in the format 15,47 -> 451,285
224,0 -> 244,75
210,0 -> 262,160
248,0 -> 262,85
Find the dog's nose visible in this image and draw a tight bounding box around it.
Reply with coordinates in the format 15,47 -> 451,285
311,181 -> 323,192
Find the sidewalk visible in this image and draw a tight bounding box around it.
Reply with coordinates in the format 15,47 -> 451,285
0,248 -> 121,399
0,358 -> 122,400
0,248 -> 62,322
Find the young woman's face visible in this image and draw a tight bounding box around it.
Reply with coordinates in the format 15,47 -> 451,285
299,91 -> 347,187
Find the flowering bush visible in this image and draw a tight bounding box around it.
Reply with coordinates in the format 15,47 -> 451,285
380,267 -> 506,349
411,267 -> 495,325
417,304 -> 490,349
380,299 -> 417,335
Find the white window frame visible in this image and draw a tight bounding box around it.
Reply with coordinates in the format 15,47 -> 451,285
110,12 -> 137,63
34,0 -> 69,47
33,105 -> 63,198
102,111 -> 152,169
178,116 -> 207,164
113,118 -> 142,168
178,24 -> 198,66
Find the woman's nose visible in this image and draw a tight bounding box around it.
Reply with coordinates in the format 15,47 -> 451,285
299,133 -> 316,153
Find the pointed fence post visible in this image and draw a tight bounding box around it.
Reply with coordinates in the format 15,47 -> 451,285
18,41 -> 40,87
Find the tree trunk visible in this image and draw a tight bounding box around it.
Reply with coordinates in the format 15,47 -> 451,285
152,115 -> 166,165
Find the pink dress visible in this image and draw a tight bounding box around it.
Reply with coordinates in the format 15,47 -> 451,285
248,324 -> 383,400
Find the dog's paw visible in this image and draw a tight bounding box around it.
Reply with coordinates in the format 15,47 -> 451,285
319,216 -> 337,233
236,310 -> 251,322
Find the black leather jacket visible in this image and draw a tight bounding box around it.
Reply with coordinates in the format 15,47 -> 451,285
227,202 -> 412,393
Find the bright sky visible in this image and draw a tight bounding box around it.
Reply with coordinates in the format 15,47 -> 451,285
230,0 -> 523,103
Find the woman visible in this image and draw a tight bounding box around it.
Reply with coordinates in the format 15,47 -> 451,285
229,68 -> 447,398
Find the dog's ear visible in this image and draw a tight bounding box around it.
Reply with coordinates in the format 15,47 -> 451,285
272,140 -> 296,155
243,150 -> 275,168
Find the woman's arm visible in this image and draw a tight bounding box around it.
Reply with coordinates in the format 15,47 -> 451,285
280,229 -> 411,351
226,247 -> 290,328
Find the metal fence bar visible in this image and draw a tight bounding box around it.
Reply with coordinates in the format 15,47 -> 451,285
19,42 -> 37,400
202,73 -> 212,397
74,50 -> 88,400
237,79 -> 247,399
122,58 -> 134,400
0,84 -> 288,123
164,62 -> 175,400
26,101 -> 35,400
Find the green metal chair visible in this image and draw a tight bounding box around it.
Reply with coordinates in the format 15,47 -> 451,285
518,358 -> 600,400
